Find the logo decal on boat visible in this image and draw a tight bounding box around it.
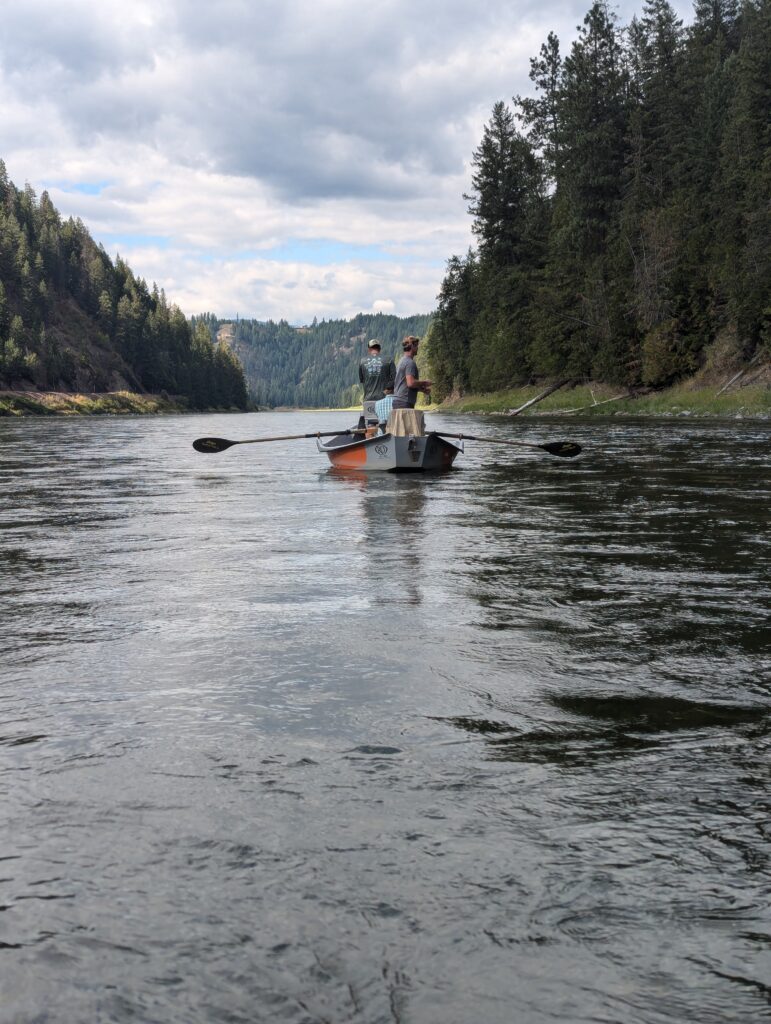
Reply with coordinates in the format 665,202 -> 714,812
374,444 -> 389,457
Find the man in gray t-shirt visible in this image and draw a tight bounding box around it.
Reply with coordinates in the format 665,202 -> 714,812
392,336 -> 432,409
359,341 -> 395,401
359,340 -> 396,426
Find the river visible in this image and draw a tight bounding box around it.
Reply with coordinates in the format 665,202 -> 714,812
1,411 -> 769,1023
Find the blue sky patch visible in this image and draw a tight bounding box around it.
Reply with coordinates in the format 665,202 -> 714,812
102,234 -> 170,250
265,239 -> 395,265
54,180 -> 112,196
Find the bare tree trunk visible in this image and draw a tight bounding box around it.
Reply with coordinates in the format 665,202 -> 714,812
739,363 -> 769,387
551,392 -> 631,414
506,379 -> 572,416
716,351 -> 763,396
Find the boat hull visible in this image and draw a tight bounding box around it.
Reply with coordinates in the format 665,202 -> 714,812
318,432 -> 462,471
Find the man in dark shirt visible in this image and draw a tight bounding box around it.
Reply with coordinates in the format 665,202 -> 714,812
359,340 -> 395,425
392,336 -> 432,409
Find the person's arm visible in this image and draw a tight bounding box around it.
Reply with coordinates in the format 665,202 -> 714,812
358,362 -> 364,384
405,372 -> 432,393
403,356 -> 430,393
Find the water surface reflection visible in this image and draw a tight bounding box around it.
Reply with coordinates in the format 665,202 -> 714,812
0,412 -> 769,1022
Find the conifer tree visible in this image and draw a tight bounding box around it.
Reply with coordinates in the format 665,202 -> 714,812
517,32 -> 563,181
428,0 -> 770,394
717,0 -> 771,350
466,101 -> 543,266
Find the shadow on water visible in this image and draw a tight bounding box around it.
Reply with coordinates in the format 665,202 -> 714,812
448,438 -> 771,673
435,695 -> 770,765
550,693 -> 771,730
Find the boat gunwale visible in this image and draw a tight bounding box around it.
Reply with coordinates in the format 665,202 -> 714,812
318,431 -> 463,453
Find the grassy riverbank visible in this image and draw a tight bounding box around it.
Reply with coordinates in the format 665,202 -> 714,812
2,380 -> 768,420
436,381 -> 771,419
0,391 -> 187,417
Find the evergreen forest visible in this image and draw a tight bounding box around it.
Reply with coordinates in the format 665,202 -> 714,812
195,312 -> 432,408
426,0 -> 770,400
0,163 -> 248,409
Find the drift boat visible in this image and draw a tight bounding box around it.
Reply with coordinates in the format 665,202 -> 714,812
192,408 -> 581,465
318,407 -> 462,471
318,429 -> 463,472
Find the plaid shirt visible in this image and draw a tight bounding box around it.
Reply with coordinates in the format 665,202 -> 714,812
374,394 -> 394,423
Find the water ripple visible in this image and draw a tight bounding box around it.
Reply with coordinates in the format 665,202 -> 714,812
0,412 -> 769,1022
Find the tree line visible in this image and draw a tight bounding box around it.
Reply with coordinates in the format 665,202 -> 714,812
426,0 -> 770,400
199,312 -> 432,407
0,163 -> 248,409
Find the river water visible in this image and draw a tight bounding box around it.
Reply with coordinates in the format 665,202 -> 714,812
0,411 -> 769,1023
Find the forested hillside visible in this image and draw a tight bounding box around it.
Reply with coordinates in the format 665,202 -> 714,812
0,163 -> 248,409
427,0 -> 770,400
194,312 -> 433,407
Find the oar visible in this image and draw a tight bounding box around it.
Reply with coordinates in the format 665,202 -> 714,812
431,432 -> 582,458
193,429 -> 363,454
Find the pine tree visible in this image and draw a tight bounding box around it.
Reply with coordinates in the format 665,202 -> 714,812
466,101 -> 541,265
517,31 -> 563,181
716,0 -> 771,350
429,252 -> 478,399
557,1 -> 629,258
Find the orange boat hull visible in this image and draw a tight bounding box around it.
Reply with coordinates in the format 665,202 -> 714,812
319,432 -> 462,471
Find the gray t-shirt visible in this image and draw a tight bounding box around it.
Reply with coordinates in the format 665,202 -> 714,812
393,355 -> 419,409
358,354 -> 395,401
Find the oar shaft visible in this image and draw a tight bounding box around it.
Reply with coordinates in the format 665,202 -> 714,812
235,430 -> 353,444
431,432 -> 581,457
193,428 -> 366,453
432,431 -> 541,450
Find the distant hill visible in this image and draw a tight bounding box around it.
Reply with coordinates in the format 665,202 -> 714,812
194,312 -> 433,407
0,161 -> 248,409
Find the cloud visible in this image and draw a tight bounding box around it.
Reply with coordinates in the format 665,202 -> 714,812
116,242 -> 443,323
0,0 -> 697,321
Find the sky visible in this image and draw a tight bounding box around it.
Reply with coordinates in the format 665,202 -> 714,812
0,0 -> 696,324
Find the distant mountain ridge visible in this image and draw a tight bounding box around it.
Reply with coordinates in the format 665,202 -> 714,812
0,161 -> 248,409
194,312 -> 433,407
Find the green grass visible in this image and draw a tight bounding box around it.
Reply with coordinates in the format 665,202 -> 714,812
0,394 -> 56,416
0,391 -> 186,417
608,385 -> 771,417
440,383 -> 770,418
3,383 -> 767,419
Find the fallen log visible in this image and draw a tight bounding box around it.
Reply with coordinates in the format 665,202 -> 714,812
716,351 -> 763,396
738,363 -> 769,388
551,391 -> 632,414
506,379 -> 572,416
548,385 -> 662,415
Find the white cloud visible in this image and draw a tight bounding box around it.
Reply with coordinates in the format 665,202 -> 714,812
0,0 -> 697,321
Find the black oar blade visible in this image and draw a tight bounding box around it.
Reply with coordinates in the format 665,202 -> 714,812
193,437 -> 236,453
542,440 -> 582,458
